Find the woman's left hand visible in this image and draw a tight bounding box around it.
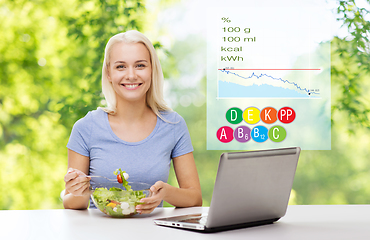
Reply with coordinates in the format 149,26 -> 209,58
136,181 -> 167,214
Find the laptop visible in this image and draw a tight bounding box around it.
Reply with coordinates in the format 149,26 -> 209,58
154,147 -> 301,232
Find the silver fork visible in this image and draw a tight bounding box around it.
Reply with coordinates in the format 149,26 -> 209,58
79,175 -> 117,182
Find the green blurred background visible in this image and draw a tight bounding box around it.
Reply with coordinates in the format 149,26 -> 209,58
1,0 -> 370,209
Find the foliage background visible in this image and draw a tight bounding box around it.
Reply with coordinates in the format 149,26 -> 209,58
0,0 -> 369,209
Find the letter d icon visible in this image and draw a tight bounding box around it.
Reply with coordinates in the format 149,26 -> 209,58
226,107 -> 243,124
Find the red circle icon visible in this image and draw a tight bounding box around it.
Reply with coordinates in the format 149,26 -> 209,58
216,126 -> 234,143
278,107 -> 296,124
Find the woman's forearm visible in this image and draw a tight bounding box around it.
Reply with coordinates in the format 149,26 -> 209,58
163,183 -> 202,207
63,192 -> 90,210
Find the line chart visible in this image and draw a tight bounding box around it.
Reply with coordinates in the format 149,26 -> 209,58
218,69 -> 321,98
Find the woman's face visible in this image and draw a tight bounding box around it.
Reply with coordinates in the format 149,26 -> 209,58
108,42 -> 152,104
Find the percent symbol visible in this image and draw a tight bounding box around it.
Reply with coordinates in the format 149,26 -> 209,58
221,17 -> 231,23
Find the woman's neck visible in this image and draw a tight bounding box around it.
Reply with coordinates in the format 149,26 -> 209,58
114,99 -> 153,123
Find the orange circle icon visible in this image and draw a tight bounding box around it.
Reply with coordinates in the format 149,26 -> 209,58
260,107 -> 277,124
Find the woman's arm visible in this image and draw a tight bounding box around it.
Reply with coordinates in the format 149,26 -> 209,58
136,152 -> 202,214
62,149 -> 91,209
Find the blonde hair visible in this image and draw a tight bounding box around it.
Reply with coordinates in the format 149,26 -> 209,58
100,30 -> 172,118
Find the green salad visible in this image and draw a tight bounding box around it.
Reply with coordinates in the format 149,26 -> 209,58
91,169 -> 147,217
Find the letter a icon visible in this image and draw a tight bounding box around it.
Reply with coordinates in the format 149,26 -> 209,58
220,128 -> 227,140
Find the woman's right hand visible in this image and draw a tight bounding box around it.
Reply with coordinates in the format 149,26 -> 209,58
64,168 -> 91,196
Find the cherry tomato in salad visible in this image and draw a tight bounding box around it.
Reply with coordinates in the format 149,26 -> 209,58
117,174 -> 123,184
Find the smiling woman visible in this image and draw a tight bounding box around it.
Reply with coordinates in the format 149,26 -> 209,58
62,30 -> 202,213
101,31 -> 170,118
107,42 -> 152,104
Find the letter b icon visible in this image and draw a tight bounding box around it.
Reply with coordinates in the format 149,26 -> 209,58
234,126 -> 251,143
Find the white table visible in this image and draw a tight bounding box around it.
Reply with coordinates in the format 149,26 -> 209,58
0,205 -> 369,240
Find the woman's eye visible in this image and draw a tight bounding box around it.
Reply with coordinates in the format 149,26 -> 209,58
137,64 -> 145,68
116,65 -> 124,69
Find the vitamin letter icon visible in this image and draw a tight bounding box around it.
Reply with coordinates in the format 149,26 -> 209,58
234,126 -> 251,143
226,107 -> 243,124
217,126 -> 234,143
243,107 -> 260,124
278,107 -> 296,124
251,126 -> 268,143
268,126 -> 286,142
260,107 -> 277,124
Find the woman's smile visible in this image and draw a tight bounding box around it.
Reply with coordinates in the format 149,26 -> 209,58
121,83 -> 143,90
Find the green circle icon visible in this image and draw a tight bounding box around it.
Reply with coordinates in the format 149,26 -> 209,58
226,107 -> 243,124
268,126 -> 286,142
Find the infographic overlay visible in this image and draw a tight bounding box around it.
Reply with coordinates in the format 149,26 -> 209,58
207,7 -> 331,150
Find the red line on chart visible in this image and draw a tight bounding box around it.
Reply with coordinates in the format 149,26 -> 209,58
218,68 -> 321,71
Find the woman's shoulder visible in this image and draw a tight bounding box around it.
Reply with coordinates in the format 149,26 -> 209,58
159,110 -> 185,123
73,108 -> 105,128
